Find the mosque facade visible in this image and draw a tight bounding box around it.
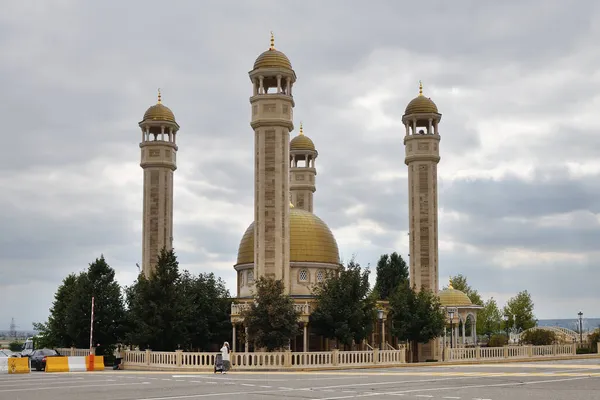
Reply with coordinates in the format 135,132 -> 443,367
137,34 -> 479,360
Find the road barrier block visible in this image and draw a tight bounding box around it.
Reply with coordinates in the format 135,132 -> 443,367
67,356 -> 87,372
0,358 -> 8,373
46,356 -> 70,372
7,358 -> 30,374
85,355 -> 104,371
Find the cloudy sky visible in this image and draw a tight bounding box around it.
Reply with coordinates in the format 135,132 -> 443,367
1,0 -> 599,332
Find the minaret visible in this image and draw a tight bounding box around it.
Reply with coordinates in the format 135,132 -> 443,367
402,81 -> 441,360
290,122 -> 318,212
139,90 -> 180,278
249,33 -> 296,290
403,81 -> 442,293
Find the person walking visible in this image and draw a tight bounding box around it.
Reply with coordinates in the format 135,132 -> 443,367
113,345 -> 123,370
220,342 -> 231,374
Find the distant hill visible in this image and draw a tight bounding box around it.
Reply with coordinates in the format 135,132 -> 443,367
538,318 -> 600,332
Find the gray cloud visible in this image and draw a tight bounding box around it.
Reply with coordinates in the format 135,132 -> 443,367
1,1 -> 600,330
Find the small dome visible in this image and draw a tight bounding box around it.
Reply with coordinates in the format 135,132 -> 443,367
142,90 -> 176,123
143,103 -> 176,123
439,288 -> 473,307
405,96 -> 438,115
290,123 -> 315,151
404,81 -> 438,115
253,49 -> 292,70
236,208 -> 340,265
253,33 -> 292,70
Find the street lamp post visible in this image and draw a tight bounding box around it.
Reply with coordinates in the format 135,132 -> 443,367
504,315 -> 510,343
377,309 -> 384,350
578,311 -> 583,344
448,310 -> 455,349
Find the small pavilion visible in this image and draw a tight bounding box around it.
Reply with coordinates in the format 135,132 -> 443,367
438,280 -> 483,348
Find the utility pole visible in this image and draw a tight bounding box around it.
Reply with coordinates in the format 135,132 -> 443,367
9,318 -> 16,338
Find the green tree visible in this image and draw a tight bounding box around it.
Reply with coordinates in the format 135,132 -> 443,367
242,276 -> 299,351
64,256 -> 126,356
503,290 -> 536,334
35,274 -> 79,348
310,259 -> 376,349
179,271 -> 231,351
34,257 -> 126,356
476,297 -> 503,339
448,274 -> 483,306
374,252 -> 409,300
389,283 -> 446,362
126,248 -> 186,351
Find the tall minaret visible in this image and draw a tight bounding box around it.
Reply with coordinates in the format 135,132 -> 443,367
403,81 -> 442,362
139,90 -> 180,278
403,81 -> 442,294
249,33 -> 296,289
290,122 -> 318,212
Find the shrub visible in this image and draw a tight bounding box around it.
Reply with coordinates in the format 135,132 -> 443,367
521,329 -> 556,346
488,334 -> 508,347
8,341 -> 23,352
589,330 -> 599,353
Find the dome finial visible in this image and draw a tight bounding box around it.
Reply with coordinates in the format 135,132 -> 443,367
448,277 -> 453,290
270,31 -> 275,50
419,80 -> 423,96
299,121 -> 304,135
157,88 -> 162,104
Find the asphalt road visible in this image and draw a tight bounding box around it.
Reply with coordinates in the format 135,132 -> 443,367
1,358 -> 599,400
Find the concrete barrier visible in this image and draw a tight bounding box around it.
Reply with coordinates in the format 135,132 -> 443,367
86,355 -> 104,371
0,357 -> 30,374
45,356 -> 104,372
46,356 -> 70,372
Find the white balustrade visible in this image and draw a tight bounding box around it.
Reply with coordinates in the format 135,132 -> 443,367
447,344 -> 577,362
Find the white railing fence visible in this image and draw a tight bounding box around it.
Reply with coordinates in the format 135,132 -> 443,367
56,347 -> 94,357
123,348 -> 407,370
445,343 -> 580,362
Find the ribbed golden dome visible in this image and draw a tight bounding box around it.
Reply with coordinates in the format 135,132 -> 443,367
290,123 -> 315,151
404,81 -> 438,115
439,288 -> 473,307
236,208 -> 340,265
253,49 -> 292,70
405,96 -> 438,115
142,90 -> 176,123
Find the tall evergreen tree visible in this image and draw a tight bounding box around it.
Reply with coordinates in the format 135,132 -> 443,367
126,248 -> 185,350
374,252 -> 409,300
242,276 -> 299,351
310,259 -> 376,348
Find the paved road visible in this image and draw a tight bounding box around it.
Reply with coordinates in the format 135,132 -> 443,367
1,359 -> 599,400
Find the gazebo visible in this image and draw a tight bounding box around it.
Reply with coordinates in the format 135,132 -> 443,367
439,281 -> 483,348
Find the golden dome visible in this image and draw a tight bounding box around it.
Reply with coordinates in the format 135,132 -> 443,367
253,32 -> 292,70
142,90 -> 176,123
290,123 -> 315,151
404,81 -> 438,115
439,288 -> 473,307
236,208 -> 340,265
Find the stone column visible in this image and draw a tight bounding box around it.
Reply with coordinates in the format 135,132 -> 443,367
245,326 -> 249,353
232,325 -> 237,353
303,323 -> 308,352
462,320 -> 466,345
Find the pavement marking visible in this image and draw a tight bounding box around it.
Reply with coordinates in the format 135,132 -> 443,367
0,378 -> 86,387
0,381 -> 149,393
415,396 -> 434,398
132,388 -> 297,399
452,362 -> 600,370
442,397 -> 461,399
376,375 -> 596,396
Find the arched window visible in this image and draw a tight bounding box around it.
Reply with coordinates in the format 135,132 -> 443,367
239,271 -> 245,286
299,269 -> 308,282
247,270 -> 254,283
316,270 -> 324,283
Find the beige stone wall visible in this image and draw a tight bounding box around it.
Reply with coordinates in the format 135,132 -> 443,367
251,94 -> 294,293
404,134 -> 441,294
140,139 -> 177,278
290,167 -> 316,212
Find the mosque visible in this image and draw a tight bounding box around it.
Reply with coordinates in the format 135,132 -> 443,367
136,34 -> 480,361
